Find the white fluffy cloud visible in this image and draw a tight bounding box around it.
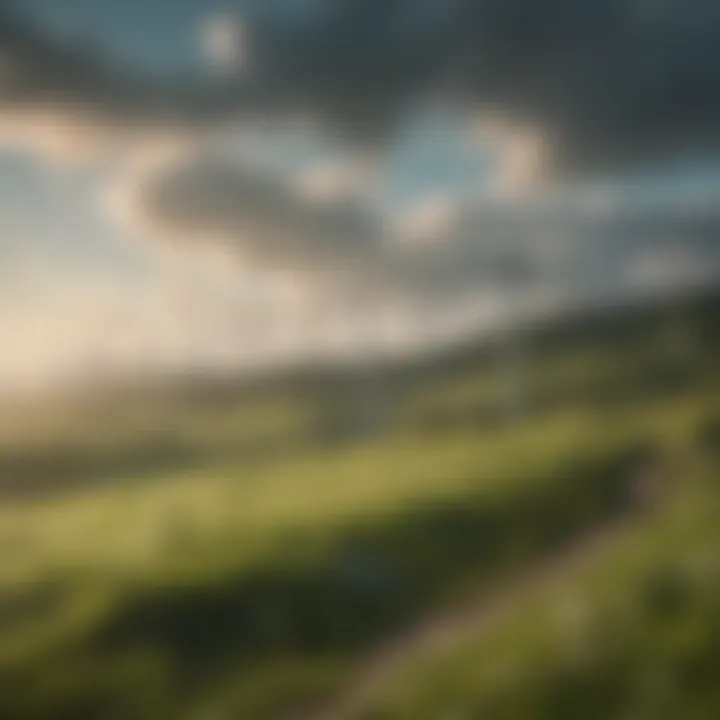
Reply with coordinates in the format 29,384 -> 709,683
295,157 -> 379,205
392,195 -> 460,245
200,12 -> 249,75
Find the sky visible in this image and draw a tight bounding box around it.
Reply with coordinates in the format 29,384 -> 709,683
1,0 -> 719,393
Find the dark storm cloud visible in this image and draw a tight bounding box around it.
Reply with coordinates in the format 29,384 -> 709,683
3,0 -> 720,170
243,0 -> 458,143
245,0 -> 720,172
132,154 -> 384,272
449,0 -> 720,173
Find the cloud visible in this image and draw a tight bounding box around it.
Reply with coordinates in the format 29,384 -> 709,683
120,139 -> 720,314
0,2 -> 260,162
440,0 -> 720,175
3,0 -> 720,176
8,137 -> 720,392
230,0 -> 720,174
106,140 -> 484,313
4,0 -> 720,391
392,195 -> 460,245
108,147 -> 385,279
200,12 -> 249,76
294,156 -> 379,204
5,2 -> 720,303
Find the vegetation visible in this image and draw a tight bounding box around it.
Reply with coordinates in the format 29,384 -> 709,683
0,292 -> 717,719
364,453 -> 720,720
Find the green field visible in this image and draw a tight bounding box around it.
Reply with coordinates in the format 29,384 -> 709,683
362,454 -> 720,720
0,293 -> 718,719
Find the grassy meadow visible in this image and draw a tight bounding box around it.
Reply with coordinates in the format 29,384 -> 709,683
0,292 -> 717,719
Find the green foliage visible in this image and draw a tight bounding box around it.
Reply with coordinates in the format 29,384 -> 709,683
0,293 -> 717,718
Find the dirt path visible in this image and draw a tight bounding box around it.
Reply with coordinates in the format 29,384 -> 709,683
306,507 -> 649,720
